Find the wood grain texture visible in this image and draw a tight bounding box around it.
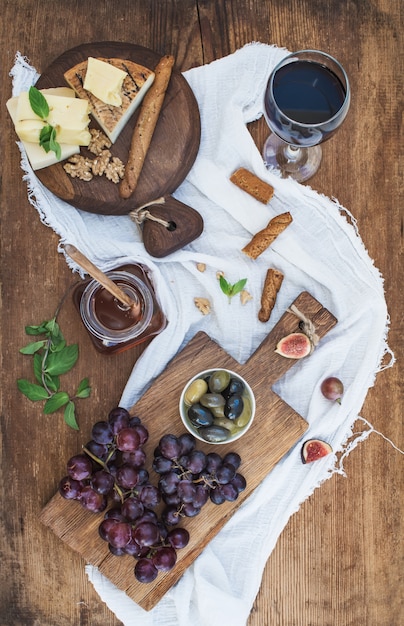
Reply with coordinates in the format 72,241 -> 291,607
1,1 -> 402,625
40,292 -> 336,610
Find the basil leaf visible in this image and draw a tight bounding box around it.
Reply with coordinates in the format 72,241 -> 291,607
29,86 -> 49,119
25,322 -> 50,335
219,275 -> 230,295
43,391 -> 69,414
45,344 -> 79,376
39,124 -> 53,153
17,379 -> 49,401
230,278 -> 247,296
49,127 -> 62,160
19,340 -> 46,355
76,377 -> 91,399
64,401 -> 79,430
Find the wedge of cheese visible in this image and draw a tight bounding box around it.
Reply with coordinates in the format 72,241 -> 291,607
83,57 -> 128,106
15,90 -> 91,145
64,58 -> 155,143
6,88 -> 82,170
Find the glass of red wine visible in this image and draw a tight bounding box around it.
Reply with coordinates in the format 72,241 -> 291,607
263,50 -> 350,182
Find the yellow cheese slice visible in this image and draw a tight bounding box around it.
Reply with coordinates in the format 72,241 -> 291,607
83,57 -> 127,106
64,58 -> 155,143
6,91 -> 80,170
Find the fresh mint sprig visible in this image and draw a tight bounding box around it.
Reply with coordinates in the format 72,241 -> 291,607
219,275 -> 247,303
18,313 -> 90,430
28,86 -> 61,159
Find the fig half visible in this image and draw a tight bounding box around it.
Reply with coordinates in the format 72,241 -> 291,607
301,439 -> 333,464
275,332 -> 312,359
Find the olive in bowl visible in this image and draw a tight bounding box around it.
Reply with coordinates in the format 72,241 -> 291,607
179,369 -> 255,444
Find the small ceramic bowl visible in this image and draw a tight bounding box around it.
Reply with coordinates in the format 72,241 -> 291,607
179,368 -> 255,445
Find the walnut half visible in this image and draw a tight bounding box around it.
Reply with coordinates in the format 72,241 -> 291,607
63,155 -> 93,181
194,297 -> 211,315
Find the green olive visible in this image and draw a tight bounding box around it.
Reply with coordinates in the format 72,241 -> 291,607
184,378 -> 208,405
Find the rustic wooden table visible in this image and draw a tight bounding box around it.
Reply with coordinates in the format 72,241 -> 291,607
1,1 -> 402,625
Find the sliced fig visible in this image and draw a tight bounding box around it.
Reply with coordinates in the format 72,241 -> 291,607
275,332 -> 312,359
301,439 -> 333,464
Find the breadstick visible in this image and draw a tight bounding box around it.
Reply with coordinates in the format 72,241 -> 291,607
230,167 -> 274,204
119,54 -> 175,199
242,211 -> 292,260
258,268 -> 284,322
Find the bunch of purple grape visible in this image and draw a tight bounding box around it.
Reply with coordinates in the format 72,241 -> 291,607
59,407 -> 157,514
153,433 -> 247,526
58,406 -> 246,584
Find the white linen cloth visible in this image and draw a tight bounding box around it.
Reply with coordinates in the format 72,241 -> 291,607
10,43 -> 394,626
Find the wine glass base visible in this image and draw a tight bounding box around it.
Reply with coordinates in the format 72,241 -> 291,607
263,134 -> 322,183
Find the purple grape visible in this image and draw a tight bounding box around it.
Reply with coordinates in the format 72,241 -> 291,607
159,434 -> 181,460
108,407 -> 130,433
116,464 -> 140,489
139,484 -> 161,508
59,476 -> 82,500
159,471 -> 180,495
162,505 -> 181,526
210,486 -> 226,505
104,507 -> 126,521
186,450 -> 207,474
221,482 -> 239,502
178,432 -> 196,455
192,484 -> 209,508
116,428 -> 141,452
99,518 -> 119,541
223,452 -> 241,471
67,454 -> 93,481
136,468 -> 150,485
215,462 -> 236,485
182,502 -> 201,517
167,527 -> 190,549
84,440 -> 110,462
231,473 -> 247,493
124,538 -> 146,557
129,415 -> 141,427
91,420 -> 114,444
162,491 -> 182,507
135,558 -> 158,583
133,521 -> 160,547
91,470 -> 115,495
133,424 -> 149,445
152,546 -> 177,571
121,496 -> 144,522
109,544 -> 126,556
205,452 -> 223,473
177,480 -> 196,504
79,486 -> 108,513
107,521 -> 132,548
135,509 -> 158,526
152,455 -> 174,474
121,448 -> 146,468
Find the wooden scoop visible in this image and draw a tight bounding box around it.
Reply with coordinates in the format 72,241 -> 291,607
63,244 -> 138,310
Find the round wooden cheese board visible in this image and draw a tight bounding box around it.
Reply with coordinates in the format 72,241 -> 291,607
34,42 -> 201,216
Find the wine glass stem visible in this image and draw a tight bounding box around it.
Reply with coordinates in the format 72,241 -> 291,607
284,145 -> 302,162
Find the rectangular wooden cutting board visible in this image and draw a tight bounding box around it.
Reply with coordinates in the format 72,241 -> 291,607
40,291 -> 337,610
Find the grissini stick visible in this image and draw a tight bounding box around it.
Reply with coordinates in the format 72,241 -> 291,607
242,212 -> 293,260
258,268 -> 284,322
119,54 -> 175,199
63,243 -> 139,312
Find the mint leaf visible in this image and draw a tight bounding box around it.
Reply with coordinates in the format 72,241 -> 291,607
20,340 -> 46,355
64,401 -> 79,430
29,86 -> 49,119
219,275 -> 247,302
17,379 -> 49,401
25,322 -> 51,335
49,126 -> 62,160
76,377 -> 91,399
45,344 -> 79,376
44,391 -> 70,414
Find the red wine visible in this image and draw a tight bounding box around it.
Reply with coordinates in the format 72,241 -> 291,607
264,59 -> 347,146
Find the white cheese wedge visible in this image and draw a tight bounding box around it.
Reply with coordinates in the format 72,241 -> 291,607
83,57 -> 128,106
13,90 -> 91,147
6,90 -> 81,170
64,58 -> 155,143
